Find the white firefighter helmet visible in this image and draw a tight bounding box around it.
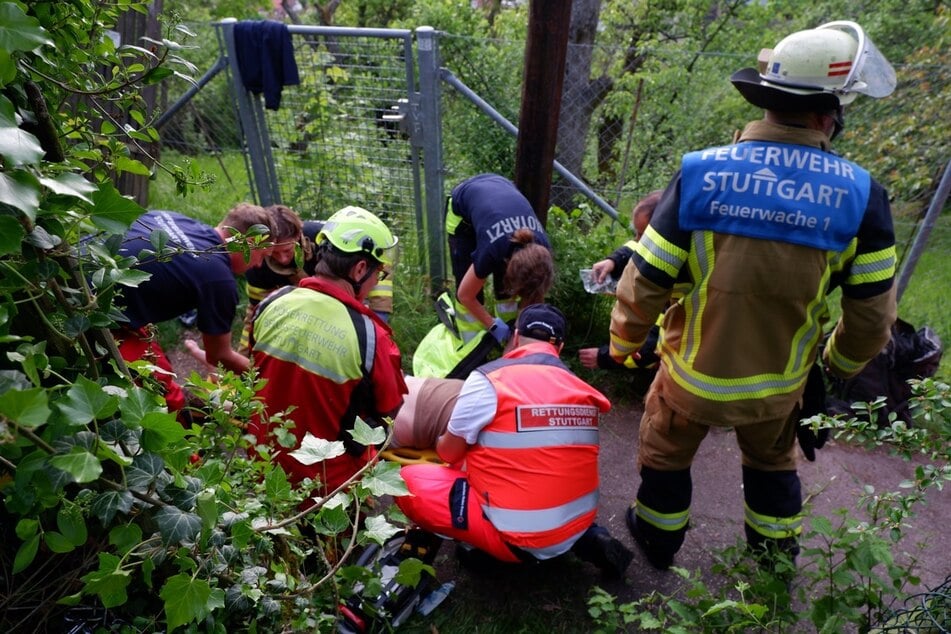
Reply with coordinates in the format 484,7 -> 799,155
731,20 -> 896,111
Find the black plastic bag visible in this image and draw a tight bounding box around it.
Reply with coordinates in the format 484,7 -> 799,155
825,318 -> 943,426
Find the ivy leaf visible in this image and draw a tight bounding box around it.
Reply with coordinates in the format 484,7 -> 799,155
49,449 -> 103,484
0,125 -> 43,166
107,485 -> 142,515
24,225 -> 60,250
89,182 -> 144,233
361,514 -> 402,546
0,3 -> 53,53
360,460 -> 408,497
119,386 -> 159,428
394,557 -> 434,588
127,452 -> 165,490
160,574 -> 225,631
0,387 -> 51,428
38,173 -> 97,204
0,170 -> 40,220
154,506 -> 201,545
80,553 -> 131,608
350,416 -> 386,447
288,432 -> 345,466
313,501 -> 350,535
109,524 -> 143,556
57,375 -> 118,426
114,155 -> 151,176
94,441 -> 133,468
264,467 -> 292,501
12,534 -> 40,574
0,215 -> 25,256
63,315 -> 92,338
195,488 -> 217,532
139,411 -> 187,450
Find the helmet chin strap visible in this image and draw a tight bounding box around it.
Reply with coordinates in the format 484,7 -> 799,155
349,259 -> 377,295
830,106 -> 845,141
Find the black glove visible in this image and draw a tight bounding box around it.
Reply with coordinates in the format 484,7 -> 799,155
797,363 -> 830,461
797,422 -> 829,462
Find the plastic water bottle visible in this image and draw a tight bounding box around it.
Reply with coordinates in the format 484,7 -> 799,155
416,581 -> 455,616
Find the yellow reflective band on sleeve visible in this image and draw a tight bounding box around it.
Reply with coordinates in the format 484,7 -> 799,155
744,503 -> 802,539
609,332 -> 639,359
635,225 -> 688,279
445,202 -> 463,235
635,501 -> 689,532
247,283 -> 271,303
824,331 -> 866,375
846,245 -> 896,286
622,239 -> 638,251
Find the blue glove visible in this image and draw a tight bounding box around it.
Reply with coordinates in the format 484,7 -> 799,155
489,317 -> 511,345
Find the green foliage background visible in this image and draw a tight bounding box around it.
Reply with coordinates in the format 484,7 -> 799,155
1,0 -> 949,631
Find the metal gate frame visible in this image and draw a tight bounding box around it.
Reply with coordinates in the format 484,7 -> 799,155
217,21 -> 448,289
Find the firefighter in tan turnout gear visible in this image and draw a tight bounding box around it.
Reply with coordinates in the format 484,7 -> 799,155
609,21 -> 899,569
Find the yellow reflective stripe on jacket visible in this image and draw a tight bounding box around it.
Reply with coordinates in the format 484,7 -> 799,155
744,503 -> 802,539
664,231 -> 831,401
634,500 -> 689,532
495,299 -> 518,323
635,225 -> 688,279
664,351 -> 811,400
847,245 -> 896,286
454,299 -> 485,344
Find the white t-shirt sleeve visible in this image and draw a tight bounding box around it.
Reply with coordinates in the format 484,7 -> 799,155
445,372 -> 497,444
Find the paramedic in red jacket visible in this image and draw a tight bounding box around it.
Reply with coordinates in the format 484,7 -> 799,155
396,304 -> 632,577
248,206 -> 406,496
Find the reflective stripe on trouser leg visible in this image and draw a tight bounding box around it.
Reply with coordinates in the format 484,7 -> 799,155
634,466 -> 691,558
494,299 -> 518,324
742,465 -> 802,555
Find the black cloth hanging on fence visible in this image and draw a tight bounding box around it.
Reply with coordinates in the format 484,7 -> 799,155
233,20 -> 300,110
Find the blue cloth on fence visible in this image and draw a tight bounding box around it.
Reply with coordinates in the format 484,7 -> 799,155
233,20 -> 300,110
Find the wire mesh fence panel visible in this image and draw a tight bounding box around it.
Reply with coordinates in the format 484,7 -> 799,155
256,30 -> 419,243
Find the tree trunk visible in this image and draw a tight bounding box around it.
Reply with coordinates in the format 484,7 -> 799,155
115,1 -> 163,207
551,0 -> 610,210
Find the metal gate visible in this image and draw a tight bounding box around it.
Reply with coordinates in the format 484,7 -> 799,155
217,22 -> 447,287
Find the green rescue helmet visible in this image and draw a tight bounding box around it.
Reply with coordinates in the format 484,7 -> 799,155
317,206 -> 398,265
731,20 -> 896,111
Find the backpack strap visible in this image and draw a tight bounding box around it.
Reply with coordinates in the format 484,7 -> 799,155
338,305 -> 379,456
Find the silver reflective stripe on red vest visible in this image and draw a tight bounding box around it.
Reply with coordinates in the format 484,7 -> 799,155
478,429 -> 599,449
482,489 -> 599,534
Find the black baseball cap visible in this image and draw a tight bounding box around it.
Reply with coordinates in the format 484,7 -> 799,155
517,303 -> 567,344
